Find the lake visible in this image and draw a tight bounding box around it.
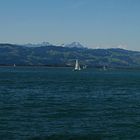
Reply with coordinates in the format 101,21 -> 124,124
0,67 -> 140,140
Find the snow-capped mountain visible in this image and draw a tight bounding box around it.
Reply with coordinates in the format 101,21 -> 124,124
24,42 -> 52,47
62,42 -> 85,48
23,41 -> 86,48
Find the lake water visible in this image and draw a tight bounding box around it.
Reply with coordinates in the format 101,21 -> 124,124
0,67 -> 140,140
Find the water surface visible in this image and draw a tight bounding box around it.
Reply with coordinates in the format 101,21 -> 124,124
0,67 -> 140,140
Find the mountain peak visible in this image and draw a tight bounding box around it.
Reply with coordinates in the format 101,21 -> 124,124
24,42 -> 52,47
62,42 -> 85,48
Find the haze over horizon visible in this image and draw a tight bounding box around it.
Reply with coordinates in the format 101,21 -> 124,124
0,0 -> 140,50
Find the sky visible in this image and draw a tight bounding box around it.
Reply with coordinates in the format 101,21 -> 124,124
0,0 -> 140,50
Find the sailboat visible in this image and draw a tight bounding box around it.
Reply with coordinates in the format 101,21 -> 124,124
73,59 -> 81,71
103,65 -> 107,71
83,65 -> 87,69
13,64 -> 16,67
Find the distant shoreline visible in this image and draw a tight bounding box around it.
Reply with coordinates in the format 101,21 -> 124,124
1,64 -> 140,70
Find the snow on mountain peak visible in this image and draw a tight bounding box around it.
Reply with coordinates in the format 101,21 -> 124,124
24,42 -> 52,47
62,42 -> 85,48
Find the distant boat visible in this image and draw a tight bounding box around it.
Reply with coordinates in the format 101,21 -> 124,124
103,65 -> 107,71
83,65 -> 87,69
13,64 -> 16,67
74,59 -> 81,71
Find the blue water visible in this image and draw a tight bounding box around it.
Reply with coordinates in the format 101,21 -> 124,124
0,67 -> 140,140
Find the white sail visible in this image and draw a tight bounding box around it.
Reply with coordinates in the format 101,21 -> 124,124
74,59 -> 81,70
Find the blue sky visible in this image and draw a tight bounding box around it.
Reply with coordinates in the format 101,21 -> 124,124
0,0 -> 140,50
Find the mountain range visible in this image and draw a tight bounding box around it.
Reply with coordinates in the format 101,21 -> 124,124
0,42 -> 140,68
